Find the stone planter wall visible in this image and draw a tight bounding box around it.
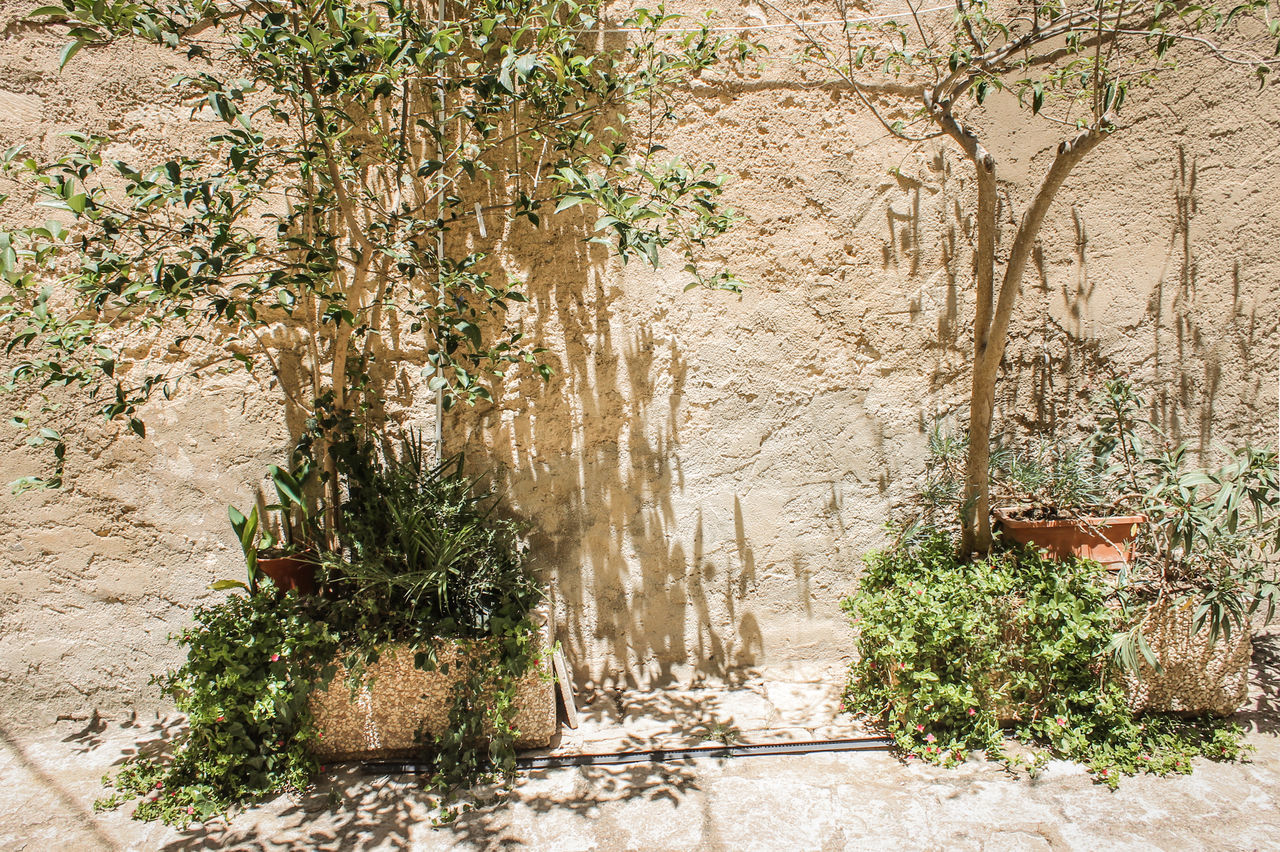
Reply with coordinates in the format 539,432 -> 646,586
309,641 -> 557,761
1122,599 -> 1253,717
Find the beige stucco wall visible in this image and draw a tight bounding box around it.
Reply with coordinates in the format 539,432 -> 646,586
1,0 -> 1276,724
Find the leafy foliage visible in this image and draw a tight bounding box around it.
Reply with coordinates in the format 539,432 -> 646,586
913,377 -> 1278,655
0,0 -> 753,490
95,591 -> 340,825
327,435 -> 540,635
98,446 -> 546,826
841,528 -> 1250,788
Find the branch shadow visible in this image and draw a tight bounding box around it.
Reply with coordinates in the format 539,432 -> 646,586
1237,630 -> 1280,736
452,170 -> 764,694
0,717 -> 119,852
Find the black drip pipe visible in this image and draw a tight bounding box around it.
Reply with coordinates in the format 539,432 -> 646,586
362,735 -> 894,774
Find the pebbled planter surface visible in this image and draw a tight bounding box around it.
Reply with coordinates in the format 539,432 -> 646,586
309,603 -> 557,760
1121,598 -> 1252,717
309,641 -> 556,759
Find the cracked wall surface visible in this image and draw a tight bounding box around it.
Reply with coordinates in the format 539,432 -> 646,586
1,0 -> 1277,723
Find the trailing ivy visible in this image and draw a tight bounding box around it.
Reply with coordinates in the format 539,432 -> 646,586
97,447 -> 547,827
95,591 -> 340,825
96,587 -> 545,826
841,528 -> 1250,788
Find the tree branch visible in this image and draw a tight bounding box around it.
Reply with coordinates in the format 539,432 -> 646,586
985,118 -> 1114,372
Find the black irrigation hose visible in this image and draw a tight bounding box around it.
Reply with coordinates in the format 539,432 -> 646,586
362,736 -> 895,774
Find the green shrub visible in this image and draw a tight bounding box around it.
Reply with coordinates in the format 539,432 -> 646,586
98,446 -> 546,826
96,591 -> 339,824
841,528 -> 1250,787
330,442 -> 541,637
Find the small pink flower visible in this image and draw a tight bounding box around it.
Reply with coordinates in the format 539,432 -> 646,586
155,781 -> 164,789
925,733 -> 936,743
270,654 -> 281,662
187,806 -> 195,816
1055,717 -> 1067,727
916,724 -> 925,732
967,708 -> 976,716
1141,755 -> 1151,761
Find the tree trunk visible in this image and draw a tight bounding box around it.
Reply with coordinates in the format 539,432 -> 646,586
957,123 -> 1111,556
962,353 -> 999,554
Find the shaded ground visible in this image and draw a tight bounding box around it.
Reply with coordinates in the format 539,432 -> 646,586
2,641 -> 1278,851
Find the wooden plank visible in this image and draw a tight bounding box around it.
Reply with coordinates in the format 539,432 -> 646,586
552,646 -> 579,730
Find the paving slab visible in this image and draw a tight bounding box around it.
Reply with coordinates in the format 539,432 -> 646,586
2,633 -> 1278,851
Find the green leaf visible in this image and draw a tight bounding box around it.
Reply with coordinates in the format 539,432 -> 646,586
58,40 -> 85,71
455,321 -> 482,349
209,579 -> 250,591
554,195 -> 586,214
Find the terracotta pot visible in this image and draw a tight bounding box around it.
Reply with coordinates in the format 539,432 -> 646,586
256,551 -> 318,595
993,508 -> 1145,568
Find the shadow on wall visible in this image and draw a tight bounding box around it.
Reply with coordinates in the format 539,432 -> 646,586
452,202 -> 763,690
1146,145 -> 1272,456
989,142 -> 1275,452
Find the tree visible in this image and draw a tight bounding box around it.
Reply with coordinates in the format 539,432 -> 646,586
0,0 -> 750,536
760,0 -> 1280,552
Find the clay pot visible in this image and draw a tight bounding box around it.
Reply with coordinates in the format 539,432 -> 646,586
993,508 -> 1146,568
256,550 -> 318,595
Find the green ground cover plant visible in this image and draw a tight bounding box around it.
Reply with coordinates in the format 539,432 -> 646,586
841,528 -> 1250,788
842,379 -> 1274,787
96,443 -> 545,827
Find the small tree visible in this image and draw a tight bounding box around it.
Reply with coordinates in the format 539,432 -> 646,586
762,0 -> 1279,552
0,0 -> 748,533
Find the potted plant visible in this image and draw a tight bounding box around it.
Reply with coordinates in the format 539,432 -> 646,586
986,423 -> 1145,566
99,441 -> 554,825
991,509 -> 1146,569
1095,381 -> 1278,714
226,462 -> 320,596
307,434 -> 555,759
916,378 -> 1278,715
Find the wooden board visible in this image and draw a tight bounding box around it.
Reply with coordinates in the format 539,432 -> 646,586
552,646 -> 579,730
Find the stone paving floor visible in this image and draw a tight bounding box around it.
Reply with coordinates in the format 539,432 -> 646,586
2,636 -> 1279,851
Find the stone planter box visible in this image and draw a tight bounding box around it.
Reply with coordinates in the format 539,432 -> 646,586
309,638 -> 557,761
988,598 -> 1251,722
1121,598 -> 1253,716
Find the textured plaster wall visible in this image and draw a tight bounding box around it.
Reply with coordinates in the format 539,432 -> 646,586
1,0 -> 1277,725
0,2 -> 296,722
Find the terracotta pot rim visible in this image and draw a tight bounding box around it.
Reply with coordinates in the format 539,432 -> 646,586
992,507 -> 1147,529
